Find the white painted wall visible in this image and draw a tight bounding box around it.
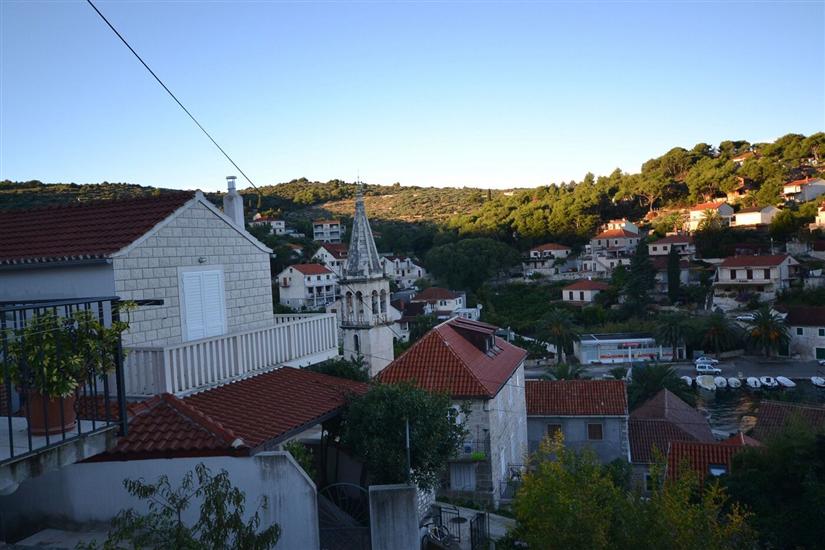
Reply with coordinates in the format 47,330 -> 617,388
0,452 -> 319,549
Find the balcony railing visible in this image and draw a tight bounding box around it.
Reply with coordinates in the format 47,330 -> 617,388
453,435 -> 491,460
0,297 -> 128,474
124,313 -> 338,396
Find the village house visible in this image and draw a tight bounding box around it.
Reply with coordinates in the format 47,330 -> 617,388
523,244 -> 578,279
713,254 -> 800,310
782,306 -> 825,360
529,243 -> 572,260
752,400 -> 825,442
250,214 -> 286,235
379,317 -> 528,508
726,177 -> 758,203
783,177 -> 825,203
581,225 -> 640,276
629,389 -> 714,492
410,287 -> 482,321
647,234 -> 695,257
525,380 -> 630,462
686,201 -> 734,232
276,263 -> 338,310
602,219 -> 639,233
380,255 -> 427,289
589,227 -> 640,253
312,219 -> 345,243
731,151 -> 756,167
650,256 -> 692,295
311,242 -> 348,277
665,435 -> 760,483
561,279 -> 609,305
730,205 -> 780,228
574,333 -> 686,364
809,203 -> 825,231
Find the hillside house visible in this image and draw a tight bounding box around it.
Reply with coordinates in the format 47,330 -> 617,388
311,243 -> 348,277
529,243 -> 571,260
713,254 -> 800,309
410,287 -> 481,321
686,201 -> 734,232
647,235 -> 695,257
651,256 -> 692,295
312,219 -> 345,243
589,228 -> 640,253
783,177 -> 825,203
629,389 -> 714,492
783,306 -> 825,360
726,177 -> 758,203
731,205 -> 779,228
809,204 -> 825,231
380,256 -> 427,289
379,318 -> 527,507
574,333 -> 685,364
602,219 -> 639,233
525,380 -> 629,462
562,280 -> 609,305
277,264 -> 338,310
250,215 -> 286,235
732,151 -> 756,166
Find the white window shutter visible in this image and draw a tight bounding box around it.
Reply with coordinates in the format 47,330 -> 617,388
201,271 -> 226,338
182,270 -> 226,341
183,272 -> 206,341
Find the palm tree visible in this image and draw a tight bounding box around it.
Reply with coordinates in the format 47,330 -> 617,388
745,306 -> 789,357
656,312 -> 691,360
628,363 -> 695,410
701,312 -> 740,358
543,363 -> 587,380
536,309 -> 581,364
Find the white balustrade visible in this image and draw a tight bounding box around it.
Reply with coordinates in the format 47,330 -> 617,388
124,314 -> 338,396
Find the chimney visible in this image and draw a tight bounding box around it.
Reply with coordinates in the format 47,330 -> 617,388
223,176 -> 244,229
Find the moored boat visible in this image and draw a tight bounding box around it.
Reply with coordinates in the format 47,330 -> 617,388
681,375 -> 693,387
811,376 -> 825,388
714,376 -> 728,389
746,377 -> 761,389
776,376 -> 796,388
760,376 -> 779,389
696,375 -> 716,392
727,377 -> 742,389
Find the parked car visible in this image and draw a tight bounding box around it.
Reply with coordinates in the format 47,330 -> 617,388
694,356 -> 719,365
695,363 -> 722,375
736,314 -> 756,322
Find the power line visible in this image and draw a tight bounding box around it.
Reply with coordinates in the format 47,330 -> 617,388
84,0 -> 261,208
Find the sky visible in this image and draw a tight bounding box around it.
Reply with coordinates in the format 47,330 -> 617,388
1,1 -> 824,192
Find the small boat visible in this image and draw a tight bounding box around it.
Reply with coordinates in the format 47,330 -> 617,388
681,375 -> 693,387
727,377 -> 742,389
811,376 -> 825,388
746,377 -> 762,389
776,376 -> 796,388
760,376 -> 779,389
696,375 -> 717,392
714,376 -> 728,389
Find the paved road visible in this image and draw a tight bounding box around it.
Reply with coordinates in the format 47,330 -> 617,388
526,357 -> 825,381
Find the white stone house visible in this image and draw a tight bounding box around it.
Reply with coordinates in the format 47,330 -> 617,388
523,243 -> 576,278
686,201 -> 734,232
783,306 -> 825,360
589,228 -> 640,253
713,254 -> 800,309
647,235 -> 695,257
529,243 -> 571,260
783,177 -> 825,203
562,280 -> 609,305
250,215 -> 286,235
277,263 -> 338,310
311,243 -> 349,277
731,205 -> 780,227
313,219 -> 345,243
379,317 -> 528,508
410,287 -> 481,321
582,228 -> 639,276
602,219 -> 639,233
380,255 -> 428,289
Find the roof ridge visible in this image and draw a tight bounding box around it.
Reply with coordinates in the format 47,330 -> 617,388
435,324 -> 494,397
165,394 -> 245,448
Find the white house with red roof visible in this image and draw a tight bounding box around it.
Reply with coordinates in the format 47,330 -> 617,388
602,218 -> 639,233
730,205 -> 780,228
276,263 -> 339,309
783,177 -> 825,203
311,242 -> 348,277
713,254 -> 800,309
379,255 -> 428,289
581,227 -> 639,276
410,287 -> 481,321
562,279 -> 609,305
529,243 -> 571,260
525,380 -> 629,462
782,306 -> 825,360
379,317 -> 528,507
686,201 -> 734,232
647,234 -> 695,257
522,243 -> 578,279
250,214 -> 286,235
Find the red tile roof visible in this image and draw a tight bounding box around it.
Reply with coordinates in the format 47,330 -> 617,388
719,254 -> 791,268
650,235 -> 694,246
319,243 -> 349,259
690,200 -> 729,212
784,177 -> 823,188
525,380 -> 627,416
0,192 -> 194,265
593,228 -> 639,239
290,263 -> 333,275
563,280 -> 609,292
720,432 -> 762,447
666,441 -> 749,482
532,243 -> 571,252
752,400 -> 825,441
412,287 -> 463,302
93,368 -> 367,460
629,419 -> 696,464
784,306 -> 825,327
379,318 -> 527,399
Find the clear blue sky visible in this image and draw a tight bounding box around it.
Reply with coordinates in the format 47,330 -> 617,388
1,1 -> 823,191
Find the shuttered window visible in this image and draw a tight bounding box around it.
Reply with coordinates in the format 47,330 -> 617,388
181,270 -> 226,341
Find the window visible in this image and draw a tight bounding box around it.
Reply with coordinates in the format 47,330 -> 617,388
371,290 -> 379,315
579,291 -> 585,301
380,289 -> 387,313
730,269 -> 737,280
568,291 -> 574,300
587,423 -> 604,441
546,424 -> 562,438
652,246 -> 658,252
180,269 -> 226,342
763,269 -> 770,279
819,328 -> 824,337
747,269 -> 753,280
644,472 -> 655,492
353,334 -> 360,354
449,463 -> 476,491
797,327 -> 804,336
708,464 -> 728,477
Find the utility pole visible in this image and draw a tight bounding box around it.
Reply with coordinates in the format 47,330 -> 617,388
405,418 -> 412,484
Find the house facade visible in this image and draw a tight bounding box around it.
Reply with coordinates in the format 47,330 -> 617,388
379,318 -> 528,508
783,177 -> 825,203
784,306 -> 825,360
647,235 -> 695,257
277,263 -> 338,310
561,280 -> 609,305
713,254 -> 799,309
250,215 -> 286,235
525,380 -> 629,462
311,243 -> 348,277
380,256 -> 427,289
730,206 -> 779,228
650,256 -> 692,295
312,219 -> 345,243
410,287 -> 481,321
574,333 -> 686,364
529,243 -> 571,260
686,201 -> 734,232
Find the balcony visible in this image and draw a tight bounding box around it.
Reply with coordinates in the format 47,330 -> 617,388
124,313 -> 339,397
453,435 -> 491,461
1,297 -> 128,493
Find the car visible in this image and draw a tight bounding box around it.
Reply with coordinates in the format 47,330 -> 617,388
736,314 -> 756,322
694,356 -> 719,365
695,363 -> 722,375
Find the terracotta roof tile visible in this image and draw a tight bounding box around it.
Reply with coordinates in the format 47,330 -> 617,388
525,380 -> 627,416
532,243 -> 571,252
719,254 -> 791,268
290,263 -> 333,275
690,200 -> 729,212
629,419 -> 695,463
593,228 -> 639,239
752,400 -> 825,441
0,192 -> 194,265
783,306 -> 825,327
319,243 -> 349,259
666,440 -> 749,482
650,235 -> 694,246
563,280 -> 610,291
379,318 -> 526,399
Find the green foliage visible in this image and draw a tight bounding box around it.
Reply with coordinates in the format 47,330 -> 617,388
777,286 -> 825,307
666,247 -> 681,302
535,309 -> 581,364
699,312 -> 742,357
609,366 -> 629,380
511,335 -> 550,360
479,283 -> 560,334
623,241 -> 656,314
628,363 -> 695,410
79,463 -> 280,549
341,382 -> 467,490
743,306 -> 789,357
723,420 -> 825,549
543,363 -> 587,380
283,441 -> 316,479
307,356 -> 370,382
655,312 -> 691,359
425,238 -> 520,290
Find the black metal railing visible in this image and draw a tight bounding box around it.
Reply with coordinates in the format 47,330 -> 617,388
455,435 -> 491,460
0,297 -> 128,465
